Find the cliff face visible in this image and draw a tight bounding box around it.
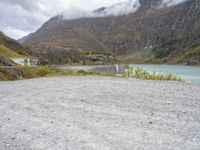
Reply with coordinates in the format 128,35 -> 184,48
21,0 -> 200,65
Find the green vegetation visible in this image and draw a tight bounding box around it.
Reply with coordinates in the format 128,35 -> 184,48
72,55 -> 81,63
0,44 -> 26,58
0,65 -> 182,82
76,70 -> 95,75
84,51 -> 114,57
0,66 -> 57,81
124,68 -> 182,81
0,66 -> 115,81
183,48 -> 200,62
62,69 -> 115,77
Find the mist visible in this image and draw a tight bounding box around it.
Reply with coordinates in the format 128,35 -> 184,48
62,0 -> 189,20
0,0 -> 190,39
161,0 -> 189,7
62,0 -> 141,20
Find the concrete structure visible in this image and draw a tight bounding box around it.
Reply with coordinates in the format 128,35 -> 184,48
53,64 -> 126,74
30,58 -> 39,66
10,57 -> 39,66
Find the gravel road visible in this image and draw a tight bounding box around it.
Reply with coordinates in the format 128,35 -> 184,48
0,77 -> 200,150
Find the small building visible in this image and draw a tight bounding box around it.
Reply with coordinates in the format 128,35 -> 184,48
10,57 -> 39,66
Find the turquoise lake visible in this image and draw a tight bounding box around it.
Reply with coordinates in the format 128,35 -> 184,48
130,64 -> 200,83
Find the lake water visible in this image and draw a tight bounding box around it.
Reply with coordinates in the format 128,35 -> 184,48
130,64 -> 200,83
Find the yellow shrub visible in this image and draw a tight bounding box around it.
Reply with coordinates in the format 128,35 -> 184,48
124,68 -> 182,81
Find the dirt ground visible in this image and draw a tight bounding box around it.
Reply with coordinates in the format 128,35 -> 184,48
0,77 -> 200,150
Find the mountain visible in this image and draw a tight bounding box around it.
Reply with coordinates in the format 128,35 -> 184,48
20,0 -> 200,65
0,31 -> 29,66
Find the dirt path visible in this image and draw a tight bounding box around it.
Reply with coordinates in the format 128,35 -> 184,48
0,77 -> 200,150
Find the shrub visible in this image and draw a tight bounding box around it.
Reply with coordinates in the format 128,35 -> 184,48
15,66 -> 55,79
124,67 -> 182,81
76,70 -> 95,75
77,70 -> 87,74
72,56 -> 80,63
37,66 -> 52,76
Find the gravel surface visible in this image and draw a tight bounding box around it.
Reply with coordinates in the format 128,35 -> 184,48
0,77 -> 200,150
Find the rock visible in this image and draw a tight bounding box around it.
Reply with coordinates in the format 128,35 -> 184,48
149,121 -> 153,124
0,55 -> 15,66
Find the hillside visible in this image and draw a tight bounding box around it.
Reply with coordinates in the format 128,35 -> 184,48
0,32 -> 29,66
0,44 -> 25,58
20,0 -> 200,65
0,32 -> 24,52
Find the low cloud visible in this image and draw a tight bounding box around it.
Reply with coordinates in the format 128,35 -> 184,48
62,7 -> 94,20
0,0 -> 124,39
160,0 -> 189,7
94,0 -> 141,16
62,0 -> 141,20
0,0 -> 70,39
3,27 -> 29,40
0,0 -> 189,40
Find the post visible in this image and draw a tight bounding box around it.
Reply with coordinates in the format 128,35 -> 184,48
115,64 -> 119,73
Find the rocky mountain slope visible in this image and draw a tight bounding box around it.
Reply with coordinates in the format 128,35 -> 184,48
20,0 -> 200,65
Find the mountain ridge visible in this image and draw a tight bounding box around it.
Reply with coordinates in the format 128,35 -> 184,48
20,0 -> 200,65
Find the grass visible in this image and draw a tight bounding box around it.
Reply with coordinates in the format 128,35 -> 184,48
0,66 -> 115,81
0,66 -> 56,81
124,67 -> 182,81
1,65 -> 182,82
58,69 -> 115,77
0,44 -> 26,58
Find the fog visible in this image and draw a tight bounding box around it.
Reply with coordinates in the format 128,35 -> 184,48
161,0 -> 189,7
62,0 -> 189,20
62,0 -> 141,20
0,0 -> 190,39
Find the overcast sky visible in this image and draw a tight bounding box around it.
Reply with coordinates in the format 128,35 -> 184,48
0,0 -> 188,40
0,0 -> 125,39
